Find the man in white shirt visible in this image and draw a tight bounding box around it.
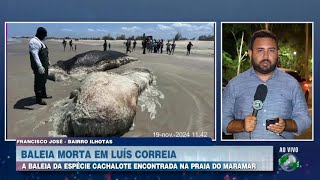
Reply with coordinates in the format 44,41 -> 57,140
29,27 -> 52,105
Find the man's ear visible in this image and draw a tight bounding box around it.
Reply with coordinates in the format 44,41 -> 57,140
248,49 -> 252,60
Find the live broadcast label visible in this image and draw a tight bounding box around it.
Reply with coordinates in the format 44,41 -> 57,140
16,139 -> 273,171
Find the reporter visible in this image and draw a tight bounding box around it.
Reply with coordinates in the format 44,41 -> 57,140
223,30 -> 311,139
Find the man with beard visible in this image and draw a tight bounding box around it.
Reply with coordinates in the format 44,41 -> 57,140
222,30 -> 311,140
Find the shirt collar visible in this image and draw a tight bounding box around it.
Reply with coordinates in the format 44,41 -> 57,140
34,36 -> 41,42
34,36 -> 46,48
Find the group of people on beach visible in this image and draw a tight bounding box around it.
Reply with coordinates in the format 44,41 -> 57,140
124,39 -> 136,54
62,39 -> 77,52
61,37 -> 194,56
139,37 -> 194,56
103,40 -> 111,51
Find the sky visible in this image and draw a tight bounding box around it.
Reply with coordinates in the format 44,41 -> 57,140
7,22 -> 215,40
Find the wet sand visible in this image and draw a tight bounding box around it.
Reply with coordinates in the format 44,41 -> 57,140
6,39 -> 215,140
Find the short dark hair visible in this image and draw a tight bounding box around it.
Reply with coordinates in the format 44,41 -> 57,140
36,27 -> 47,36
250,29 -> 279,50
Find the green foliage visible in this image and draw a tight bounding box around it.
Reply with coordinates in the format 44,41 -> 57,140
174,32 -> 188,41
135,35 -> 145,40
223,23 -> 312,81
198,34 -> 214,41
222,51 -> 238,81
308,58 -> 313,76
223,50 -> 251,81
102,34 -> 114,40
127,36 -> 135,40
116,34 -> 126,40
174,32 -> 182,41
241,57 -> 251,72
278,41 -> 297,69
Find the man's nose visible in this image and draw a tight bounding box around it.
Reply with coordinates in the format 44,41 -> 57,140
263,50 -> 269,59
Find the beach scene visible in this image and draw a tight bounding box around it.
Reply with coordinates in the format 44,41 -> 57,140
6,23 -> 215,139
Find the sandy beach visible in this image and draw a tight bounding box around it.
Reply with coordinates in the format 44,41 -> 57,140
6,39 -> 215,139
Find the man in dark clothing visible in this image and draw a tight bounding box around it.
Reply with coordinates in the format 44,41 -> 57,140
103,40 -> 107,51
142,33 -> 147,54
125,40 -> 132,54
142,39 -> 147,54
132,40 -> 137,52
171,41 -> 176,55
29,27 -> 52,105
69,40 -> 73,51
187,41 -> 193,55
160,39 -> 164,53
62,39 -> 67,52
166,40 -> 171,54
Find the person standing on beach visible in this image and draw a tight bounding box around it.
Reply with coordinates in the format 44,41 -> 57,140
171,41 -> 176,55
187,41 -> 193,55
153,40 -> 158,53
69,40 -> 73,51
74,44 -> 77,52
62,39 -> 67,52
132,40 -> 137,52
166,40 -> 171,54
142,39 -> 147,54
103,40 -> 107,51
108,43 -> 111,50
126,40 -> 131,54
157,40 -> 161,53
29,27 -> 52,105
160,39 -> 164,53
148,40 -> 152,53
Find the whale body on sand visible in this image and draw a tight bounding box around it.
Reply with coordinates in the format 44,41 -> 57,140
48,50 -> 138,81
51,68 -> 154,137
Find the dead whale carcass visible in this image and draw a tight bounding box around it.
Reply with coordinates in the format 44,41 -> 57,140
48,50 -> 138,81
51,68 -> 153,137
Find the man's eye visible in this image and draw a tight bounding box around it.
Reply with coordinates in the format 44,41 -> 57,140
270,49 -> 275,52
